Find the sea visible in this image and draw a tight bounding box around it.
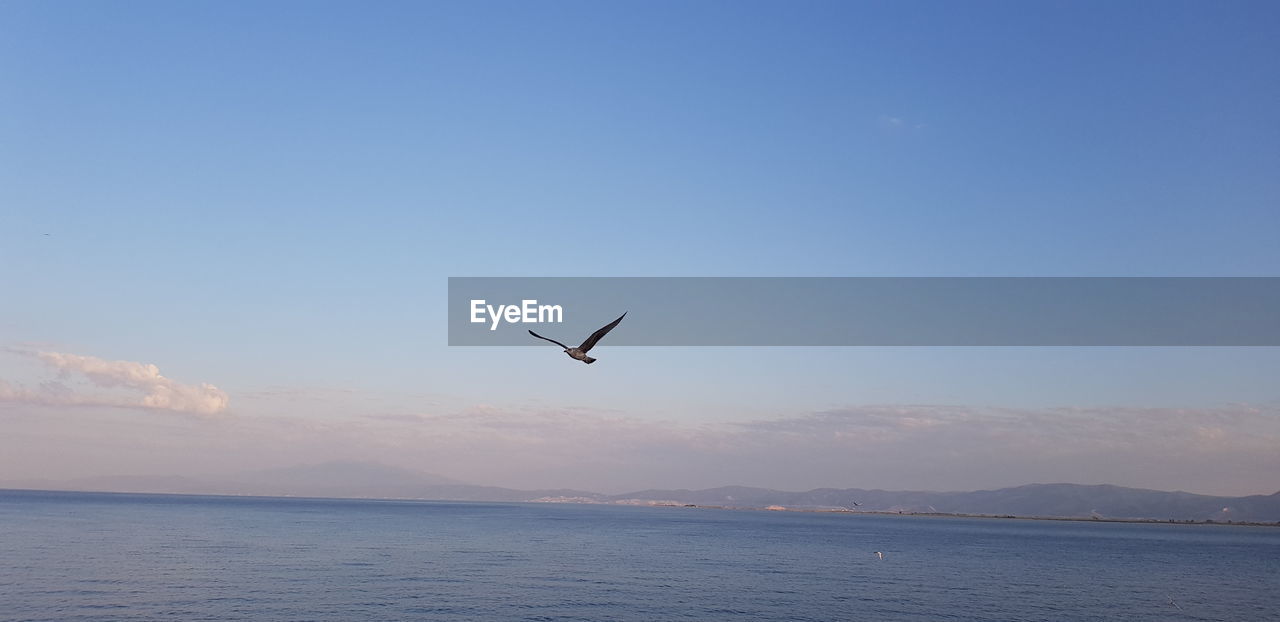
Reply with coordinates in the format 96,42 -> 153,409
1,489 -> 1276,621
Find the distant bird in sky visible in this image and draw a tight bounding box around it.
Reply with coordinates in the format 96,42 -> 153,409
850,500 -> 861,507
529,312 -> 626,364
874,551 -> 884,560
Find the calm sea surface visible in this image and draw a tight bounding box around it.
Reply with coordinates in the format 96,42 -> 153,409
1,489 -> 1276,621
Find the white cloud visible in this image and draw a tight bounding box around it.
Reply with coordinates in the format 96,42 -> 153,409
1,351 -> 228,416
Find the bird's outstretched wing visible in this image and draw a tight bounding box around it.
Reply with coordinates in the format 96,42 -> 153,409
528,330 -> 570,350
577,312 -> 626,352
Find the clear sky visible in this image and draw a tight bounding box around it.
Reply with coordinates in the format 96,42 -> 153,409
2,1 -> 1278,495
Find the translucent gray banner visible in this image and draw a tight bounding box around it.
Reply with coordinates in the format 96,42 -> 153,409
448,277 -> 1280,346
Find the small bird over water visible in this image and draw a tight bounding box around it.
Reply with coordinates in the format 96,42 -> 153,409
529,312 -> 626,364
874,551 -> 884,560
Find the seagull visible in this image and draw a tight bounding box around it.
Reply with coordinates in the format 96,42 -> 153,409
529,312 -> 626,364
874,551 -> 884,560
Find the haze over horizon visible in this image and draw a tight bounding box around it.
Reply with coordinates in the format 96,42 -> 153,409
7,458 -> 1278,502
3,2 -> 1278,498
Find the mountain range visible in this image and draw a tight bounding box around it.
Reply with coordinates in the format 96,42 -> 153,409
4,461 -> 1277,523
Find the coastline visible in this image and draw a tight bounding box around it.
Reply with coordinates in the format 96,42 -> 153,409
4,487 -> 1278,527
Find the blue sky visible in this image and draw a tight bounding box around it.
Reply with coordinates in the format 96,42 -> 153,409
2,1 -> 1278,494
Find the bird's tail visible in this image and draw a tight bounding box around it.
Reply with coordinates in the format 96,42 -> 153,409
583,356 -> 596,364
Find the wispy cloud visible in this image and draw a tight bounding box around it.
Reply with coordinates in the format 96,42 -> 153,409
879,114 -> 926,131
3,375 -> 1275,495
336,402 -> 1280,495
0,350 -> 228,416
732,404 -> 1280,455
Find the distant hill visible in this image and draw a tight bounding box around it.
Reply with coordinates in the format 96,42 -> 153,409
4,465 -> 1277,522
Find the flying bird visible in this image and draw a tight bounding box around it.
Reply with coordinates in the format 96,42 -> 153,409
874,551 -> 884,560
529,312 -> 626,364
